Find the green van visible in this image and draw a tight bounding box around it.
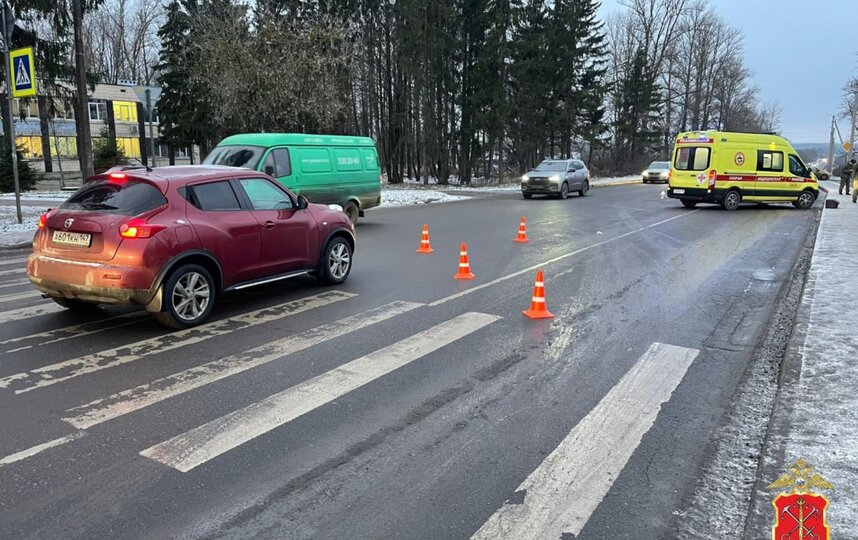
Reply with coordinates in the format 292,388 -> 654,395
203,133 -> 382,224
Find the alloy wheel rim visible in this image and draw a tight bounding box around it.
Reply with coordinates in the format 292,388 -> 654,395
329,243 -> 351,280
172,272 -> 210,321
561,184 -> 568,198
799,193 -> 813,207
726,192 -> 739,208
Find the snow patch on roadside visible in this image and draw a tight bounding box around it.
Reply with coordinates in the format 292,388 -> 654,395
0,205 -> 45,247
380,188 -> 469,207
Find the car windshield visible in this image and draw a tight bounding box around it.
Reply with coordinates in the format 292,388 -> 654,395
534,161 -> 568,172
61,179 -> 167,216
648,162 -> 670,170
202,145 -> 265,170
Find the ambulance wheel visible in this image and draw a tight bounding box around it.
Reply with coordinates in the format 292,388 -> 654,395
793,191 -> 816,209
721,190 -> 741,211
680,199 -> 697,209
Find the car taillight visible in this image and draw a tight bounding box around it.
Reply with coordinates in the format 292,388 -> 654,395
37,210 -> 51,229
708,169 -> 717,190
119,217 -> 166,239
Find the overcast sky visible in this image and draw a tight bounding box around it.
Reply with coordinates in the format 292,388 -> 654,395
598,0 -> 853,144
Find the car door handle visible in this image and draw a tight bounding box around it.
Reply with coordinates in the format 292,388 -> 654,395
262,221 -> 275,229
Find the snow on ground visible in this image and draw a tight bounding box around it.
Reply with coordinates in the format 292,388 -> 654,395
780,189 -> 858,530
0,205 -> 46,247
379,188 -> 469,208
0,191 -> 70,202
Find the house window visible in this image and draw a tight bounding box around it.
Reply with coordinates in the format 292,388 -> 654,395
113,101 -> 138,123
16,136 -> 43,159
49,136 -> 78,158
89,101 -> 107,121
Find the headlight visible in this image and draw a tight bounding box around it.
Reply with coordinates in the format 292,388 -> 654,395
660,171 -> 669,177
522,175 -> 530,181
549,175 -> 561,181
328,204 -> 344,212
642,170 -> 648,175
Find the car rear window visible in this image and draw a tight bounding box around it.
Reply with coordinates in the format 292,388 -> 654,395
674,147 -> 711,171
203,146 -> 265,170
61,180 -> 166,216
188,181 -> 242,211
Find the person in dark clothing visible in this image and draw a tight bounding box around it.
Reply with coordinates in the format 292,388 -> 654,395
840,159 -> 854,195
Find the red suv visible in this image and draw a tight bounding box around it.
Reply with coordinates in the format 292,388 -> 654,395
27,166 -> 355,328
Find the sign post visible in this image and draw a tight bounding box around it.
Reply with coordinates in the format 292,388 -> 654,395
0,2 -> 22,225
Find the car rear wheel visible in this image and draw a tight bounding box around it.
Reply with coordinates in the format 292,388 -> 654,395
559,183 -> 569,200
722,190 -> 741,211
794,191 -> 816,209
522,192 -> 533,199
680,199 -> 697,209
51,297 -> 99,310
153,264 -> 216,329
578,181 -> 589,196
318,237 -> 352,285
343,202 -> 359,225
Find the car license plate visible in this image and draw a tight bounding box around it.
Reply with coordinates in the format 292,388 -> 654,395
52,230 -> 92,247
673,189 -> 685,195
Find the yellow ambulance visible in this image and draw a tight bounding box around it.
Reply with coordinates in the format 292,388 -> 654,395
666,131 -> 819,210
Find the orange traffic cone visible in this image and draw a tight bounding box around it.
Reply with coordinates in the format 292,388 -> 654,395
514,216 -> 529,243
523,269 -> 554,319
454,243 -> 475,280
416,224 -> 434,254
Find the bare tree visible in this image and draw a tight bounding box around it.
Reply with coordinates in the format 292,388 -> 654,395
85,0 -> 163,84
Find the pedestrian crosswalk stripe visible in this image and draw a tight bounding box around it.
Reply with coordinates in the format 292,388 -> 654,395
0,432 -> 85,468
0,290 -> 41,304
471,342 -> 699,539
64,301 -> 424,429
141,311 -> 501,472
0,256 -> 29,267
0,291 -> 356,394
0,312 -> 145,353
0,267 -> 27,277
0,303 -> 65,325
0,278 -> 30,290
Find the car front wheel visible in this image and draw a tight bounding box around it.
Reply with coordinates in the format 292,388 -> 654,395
522,192 -> 532,199
153,264 -> 216,329
318,237 -> 352,285
559,183 -> 569,200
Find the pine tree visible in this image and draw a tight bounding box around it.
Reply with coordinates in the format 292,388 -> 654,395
0,138 -> 39,193
614,47 -> 662,169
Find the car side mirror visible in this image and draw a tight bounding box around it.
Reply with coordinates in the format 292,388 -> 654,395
264,165 -> 275,176
297,195 -> 309,210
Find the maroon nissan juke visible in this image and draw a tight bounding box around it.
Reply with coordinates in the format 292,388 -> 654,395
27,166 -> 355,329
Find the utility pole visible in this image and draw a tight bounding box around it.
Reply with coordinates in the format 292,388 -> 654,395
145,88 -> 155,165
828,115 -> 835,174
72,0 -> 93,178
1,2 -> 21,224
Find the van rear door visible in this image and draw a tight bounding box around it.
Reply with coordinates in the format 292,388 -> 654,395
671,144 -> 713,191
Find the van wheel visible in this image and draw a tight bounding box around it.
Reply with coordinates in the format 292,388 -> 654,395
559,183 -> 569,200
793,191 -> 816,209
152,264 -> 216,329
343,202 -> 359,225
722,190 -> 741,211
680,199 -> 697,209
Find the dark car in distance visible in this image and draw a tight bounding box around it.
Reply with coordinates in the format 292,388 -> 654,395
28,166 -> 355,328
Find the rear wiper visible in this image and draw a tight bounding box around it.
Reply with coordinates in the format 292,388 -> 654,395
81,202 -> 119,210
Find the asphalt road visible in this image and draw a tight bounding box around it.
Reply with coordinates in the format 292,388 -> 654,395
0,184 -> 819,539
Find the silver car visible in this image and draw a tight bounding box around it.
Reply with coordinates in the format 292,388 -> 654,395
642,161 -> 670,183
521,159 -> 590,199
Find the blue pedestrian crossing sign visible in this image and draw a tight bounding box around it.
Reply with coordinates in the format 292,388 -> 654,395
9,47 -> 36,98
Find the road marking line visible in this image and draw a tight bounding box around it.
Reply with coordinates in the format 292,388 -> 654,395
0,312 -> 145,352
0,278 -> 29,290
64,301 -> 424,429
430,211 -> 699,307
0,432 -> 85,468
141,311 -> 501,472
0,291 -> 355,394
471,342 -> 699,539
0,289 -> 41,304
0,267 -> 26,277
0,303 -> 65,325
0,256 -> 29,267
